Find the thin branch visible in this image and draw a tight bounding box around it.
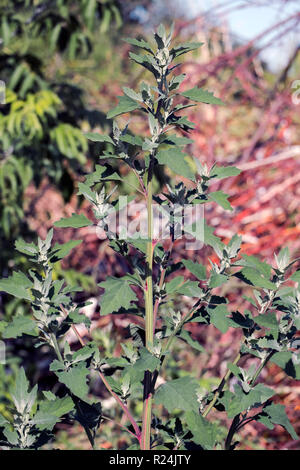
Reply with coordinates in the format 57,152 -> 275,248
152,241 -> 174,333
101,415 -> 138,439
238,146 -> 300,171
59,305 -> 142,443
202,350 -> 242,418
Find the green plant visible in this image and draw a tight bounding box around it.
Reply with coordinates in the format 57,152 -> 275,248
1,24 -> 300,451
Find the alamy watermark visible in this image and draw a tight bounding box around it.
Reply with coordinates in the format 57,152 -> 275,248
291,80 -> 300,105
93,197 -> 205,250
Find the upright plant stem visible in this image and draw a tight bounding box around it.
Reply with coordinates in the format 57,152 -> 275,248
145,177 -> 154,348
141,170 -> 154,450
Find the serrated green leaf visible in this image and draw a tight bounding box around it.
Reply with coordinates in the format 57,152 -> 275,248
209,191 -> 233,211
157,148 -> 195,181
177,280 -> 202,297
154,377 -> 199,413
15,239 -> 38,256
119,134 -> 143,147
290,270 -> 300,283
55,363 -> 90,401
106,357 -> 129,368
42,391 -> 56,401
202,221 -> 224,253
72,344 -> 96,364
207,304 -> 230,333
227,362 -> 242,379
255,313 -> 278,331
84,164 -> 122,184
0,414 -> 8,427
240,255 -> 272,278
172,115 -> 195,130
122,86 -> 143,102
228,311 -> 254,329
98,277 -> 138,315
209,273 -> 228,288
107,94 -> 140,119
3,427 -> 19,446
165,276 -> 185,294
171,42 -> 203,58
123,37 -> 153,54
125,348 -> 160,383
31,412 -> 58,431
129,52 -> 158,77
84,133 -> 114,145
39,396 -> 74,418
262,403 -> 298,440
66,310 -> 91,328
271,352 -> 300,380
122,273 -> 143,288
181,87 -> 224,106
210,165 -> 241,180
135,348 -> 160,372
127,238 -> 148,254
227,234 -> 242,258
54,213 -> 93,228
105,376 -> 122,395
0,271 -> 33,300
49,240 -> 82,262
178,329 -> 205,352
76,183 -> 97,203
169,73 -> 186,91
257,414 -> 275,430
50,360 -> 64,372
182,259 -> 206,280
161,134 -> 194,147
11,368 -> 37,414
185,411 -> 217,449
3,316 -> 38,339
238,267 -> 276,290
226,384 -> 274,418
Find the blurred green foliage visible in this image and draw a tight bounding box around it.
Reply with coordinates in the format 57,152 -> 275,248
0,0 -> 125,269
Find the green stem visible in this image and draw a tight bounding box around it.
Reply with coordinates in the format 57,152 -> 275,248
51,333 -> 63,362
141,172 -> 154,450
250,351 -> 275,386
145,177 -> 154,348
98,369 -> 141,441
202,352 -> 241,418
163,302 -> 200,359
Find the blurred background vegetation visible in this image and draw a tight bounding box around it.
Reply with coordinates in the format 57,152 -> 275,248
0,0 -> 300,450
